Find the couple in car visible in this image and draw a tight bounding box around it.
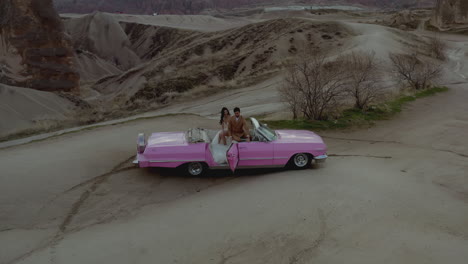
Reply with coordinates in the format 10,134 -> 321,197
218,107 -> 250,145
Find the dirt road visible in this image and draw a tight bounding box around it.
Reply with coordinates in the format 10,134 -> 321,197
1,86 -> 467,263
1,37 -> 468,264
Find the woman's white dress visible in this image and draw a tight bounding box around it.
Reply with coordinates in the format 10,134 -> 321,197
211,131 -> 230,164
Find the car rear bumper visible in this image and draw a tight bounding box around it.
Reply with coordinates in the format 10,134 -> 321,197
314,155 -> 328,163
133,154 -> 150,167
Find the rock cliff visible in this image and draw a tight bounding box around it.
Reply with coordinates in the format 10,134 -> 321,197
0,0 -> 79,93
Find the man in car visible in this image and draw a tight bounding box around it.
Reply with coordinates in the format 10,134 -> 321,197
228,107 -> 250,142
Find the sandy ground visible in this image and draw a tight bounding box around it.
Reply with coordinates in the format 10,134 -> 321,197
0,85 -> 74,138
0,75 -> 285,149
1,11 -> 468,264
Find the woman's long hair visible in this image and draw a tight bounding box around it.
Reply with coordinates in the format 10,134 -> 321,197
219,107 -> 230,125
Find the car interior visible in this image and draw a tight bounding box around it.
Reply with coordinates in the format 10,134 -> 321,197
186,126 -> 264,165
186,126 -> 263,144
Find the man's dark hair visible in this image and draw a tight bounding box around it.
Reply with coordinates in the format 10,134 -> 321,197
234,107 -> 240,112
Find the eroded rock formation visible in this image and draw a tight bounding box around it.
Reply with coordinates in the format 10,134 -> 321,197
0,0 -> 79,93
433,0 -> 468,27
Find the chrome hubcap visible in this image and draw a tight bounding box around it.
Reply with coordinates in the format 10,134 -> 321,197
188,162 -> 203,176
294,154 -> 308,167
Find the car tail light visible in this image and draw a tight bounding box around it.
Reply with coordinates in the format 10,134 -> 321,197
137,133 -> 147,154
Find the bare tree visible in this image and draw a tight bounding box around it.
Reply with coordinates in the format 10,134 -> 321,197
428,35 -> 447,61
389,53 -> 442,90
281,52 -> 347,121
278,81 -> 302,119
340,51 -> 383,110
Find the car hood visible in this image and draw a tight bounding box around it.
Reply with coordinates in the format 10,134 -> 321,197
275,130 -> 325,144
147,132 -> 187,147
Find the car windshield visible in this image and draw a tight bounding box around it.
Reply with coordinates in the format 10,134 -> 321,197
257,124 -> 277,141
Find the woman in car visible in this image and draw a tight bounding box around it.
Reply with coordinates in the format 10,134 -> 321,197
219,107 -> 231,145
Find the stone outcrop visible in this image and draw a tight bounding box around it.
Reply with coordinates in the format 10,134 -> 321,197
0,0 -> 79,93
64,12 -> 140,71
433,0 -> 468,27
383,10 -> 420,30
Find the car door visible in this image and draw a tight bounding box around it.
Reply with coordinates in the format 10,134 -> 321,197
227,143 -> 239,172
237,141 -> 274,167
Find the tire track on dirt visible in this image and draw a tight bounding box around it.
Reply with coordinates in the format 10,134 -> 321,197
324,136 -> 468,159
37,155 -> 137,216
6,155 -> 137,264
433,148 -> 468,158
51,155 -> 138,264
214,208 -> 330,264
217,248 -> 249,264
58,155 -> 137,233
62,174 -> 239,236
8,157 -> 240,264
288,209 -> 327,264
433,181 -> 468,203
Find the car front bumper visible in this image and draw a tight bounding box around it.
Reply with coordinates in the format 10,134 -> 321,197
314,155 -> 328,163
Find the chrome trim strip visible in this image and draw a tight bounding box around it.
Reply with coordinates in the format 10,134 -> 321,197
209,165 -> 230,170
209,165 -> 284,170
150,160 -> 204,163
239,157 -> 289,161
238,165 -> 284,169
240,157 -> 273,161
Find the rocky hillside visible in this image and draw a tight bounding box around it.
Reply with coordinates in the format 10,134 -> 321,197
53,0 -> 436,15
85,16 -> 352,111
0,0 -> 80,93
432,0 -> 468,27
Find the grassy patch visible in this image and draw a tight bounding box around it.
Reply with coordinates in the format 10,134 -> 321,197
263,86 -> 449,131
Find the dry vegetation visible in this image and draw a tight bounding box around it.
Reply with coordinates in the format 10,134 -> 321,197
428,35 -> 447,60
280,50 -> 383,120
389,52 -> 442,90
340,51 -> 384,110
280,43 -> 445,122
281,52 -> 348,120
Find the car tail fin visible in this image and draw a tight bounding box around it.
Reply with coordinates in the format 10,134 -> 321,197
137,133 -> 147,153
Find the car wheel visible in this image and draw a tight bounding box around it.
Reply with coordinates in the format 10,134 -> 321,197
187,162 -> 205,176
292,153 -> 310,169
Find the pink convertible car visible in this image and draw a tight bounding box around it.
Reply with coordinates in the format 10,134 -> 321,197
134,117 -> 327,176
